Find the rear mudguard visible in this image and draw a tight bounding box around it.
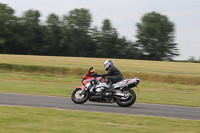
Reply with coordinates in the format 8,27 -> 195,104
76,86 -> 85,90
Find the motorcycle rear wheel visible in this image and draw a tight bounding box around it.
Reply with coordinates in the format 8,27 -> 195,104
71,88 -> 89,104
115,88 -> 136,107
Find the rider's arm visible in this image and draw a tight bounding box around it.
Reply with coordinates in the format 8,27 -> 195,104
97,71 -> 109,77
97,67 -> 114,77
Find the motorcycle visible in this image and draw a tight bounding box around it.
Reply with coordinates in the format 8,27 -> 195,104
71,66 -> 140,107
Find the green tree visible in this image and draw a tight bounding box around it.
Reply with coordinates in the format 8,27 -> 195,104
0,3 -> 15,53
19,10 -> 43,55
61,8 -> 93,56
43,13 -> 61,55
0,3 -> 144,60
66,8 -> 91,31
136,11 -> 179,61
96,19 -> 120,58
117,38 -> 141,59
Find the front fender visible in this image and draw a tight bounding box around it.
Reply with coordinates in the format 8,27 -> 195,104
76,86 -> 85,90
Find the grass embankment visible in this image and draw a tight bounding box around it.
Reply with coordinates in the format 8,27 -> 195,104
0,70 -> 200,107
0,54 -> 200,106
0,106 -> 200,133
1,54 -> 200,77
1,54 -> 200,85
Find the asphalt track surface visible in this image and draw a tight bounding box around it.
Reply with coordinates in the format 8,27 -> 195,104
0,92 -> 200,120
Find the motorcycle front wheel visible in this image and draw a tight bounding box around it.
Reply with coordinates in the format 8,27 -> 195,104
71,88 -> 89,104
115,88 -> 136,107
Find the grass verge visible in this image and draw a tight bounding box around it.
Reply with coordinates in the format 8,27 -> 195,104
0,70 -> 200,107
1,54 -> 200,77
0,106 -> 200,133
1,54 -> 200,85
1,63 -> 200,85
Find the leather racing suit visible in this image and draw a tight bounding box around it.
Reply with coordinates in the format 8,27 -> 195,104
97,65 -> 124,90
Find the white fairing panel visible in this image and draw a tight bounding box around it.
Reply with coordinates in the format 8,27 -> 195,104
96,82 -> 108,89
89,77 -> 140,92
113,78 -> 140,88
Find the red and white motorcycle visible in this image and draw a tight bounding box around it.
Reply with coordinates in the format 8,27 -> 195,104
71,66 -> 140,107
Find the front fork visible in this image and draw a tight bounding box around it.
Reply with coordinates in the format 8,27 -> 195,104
80,81 -> 95,96
79,87 -> 87,96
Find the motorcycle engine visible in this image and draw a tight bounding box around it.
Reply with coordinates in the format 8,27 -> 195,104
96,88 -> 101,93
96,87 -> 105,93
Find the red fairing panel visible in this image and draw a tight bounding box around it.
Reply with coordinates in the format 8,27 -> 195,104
82,79 -> 93,85
82,70 -> 95,85
77,86 -> 85,90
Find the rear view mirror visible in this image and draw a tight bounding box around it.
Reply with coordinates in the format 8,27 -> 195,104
90,66 -> 93,70
88,66 -> 93,73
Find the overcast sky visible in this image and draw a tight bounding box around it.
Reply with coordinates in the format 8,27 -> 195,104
1,0 -> 200,60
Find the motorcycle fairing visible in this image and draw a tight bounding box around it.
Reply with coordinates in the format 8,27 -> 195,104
82,70 -> 96,85
76,86 -> 85,90
113,78 -> 140,88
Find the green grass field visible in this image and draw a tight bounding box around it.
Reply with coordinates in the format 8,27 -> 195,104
0,106 -> 200,133
0,70 -> 200,107
1,54 -> 200,76
0,54 -> 200,107
0,54 -> 200,132
1,54 -> 200,85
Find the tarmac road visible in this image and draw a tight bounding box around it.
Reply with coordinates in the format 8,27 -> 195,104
0,92 -> 199,120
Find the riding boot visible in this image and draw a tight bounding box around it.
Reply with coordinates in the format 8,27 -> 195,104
107,86 -> 115,92
105,77 -> 115,95
105,83 -> 115,94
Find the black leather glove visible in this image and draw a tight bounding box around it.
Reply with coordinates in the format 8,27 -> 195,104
92,72 -> 97,76
96,74 -> 102,77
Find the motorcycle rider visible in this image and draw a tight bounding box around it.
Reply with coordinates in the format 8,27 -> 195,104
96,60 -> 124,93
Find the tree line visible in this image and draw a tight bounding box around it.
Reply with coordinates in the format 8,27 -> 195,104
0,3 -> 179,61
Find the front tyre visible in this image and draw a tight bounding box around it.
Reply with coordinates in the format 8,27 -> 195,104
71,88 -> 89,104
116,88 -> 136,107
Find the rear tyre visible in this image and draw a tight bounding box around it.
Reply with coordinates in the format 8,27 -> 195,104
71,88 -> 89,104
115,88 -> 136,107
